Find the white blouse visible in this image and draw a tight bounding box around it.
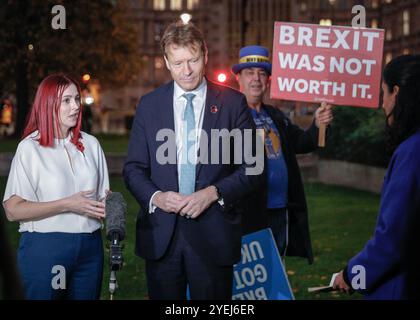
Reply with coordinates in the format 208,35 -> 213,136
3,131 -> 109,233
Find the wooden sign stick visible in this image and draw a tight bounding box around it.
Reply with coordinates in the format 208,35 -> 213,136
318,123 -> 326,147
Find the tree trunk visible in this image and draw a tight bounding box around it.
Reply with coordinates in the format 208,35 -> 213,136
14,57 -> 29,139
13,1 -> 29,139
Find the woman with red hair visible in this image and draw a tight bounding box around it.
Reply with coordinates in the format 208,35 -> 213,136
2,74 -> 109,300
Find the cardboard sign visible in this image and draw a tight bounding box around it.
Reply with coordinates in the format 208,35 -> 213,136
270,22 -> 385,108
232,228 -> 294,300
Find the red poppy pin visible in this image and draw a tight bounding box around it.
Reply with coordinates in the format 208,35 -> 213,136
210,105 -> 218,113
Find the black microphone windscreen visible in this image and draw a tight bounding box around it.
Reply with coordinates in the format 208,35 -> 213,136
105,192 -> 127,241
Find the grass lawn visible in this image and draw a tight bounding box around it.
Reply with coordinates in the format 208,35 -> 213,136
0,134 -> 130,154
0,178 -> 379,300
286,183 -> 379,299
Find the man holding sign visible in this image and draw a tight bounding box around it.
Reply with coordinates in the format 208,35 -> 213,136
232,45 -> 333,263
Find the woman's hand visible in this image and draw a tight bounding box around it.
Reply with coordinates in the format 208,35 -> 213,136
332,270 -> 353,293
65,190 -> 105,219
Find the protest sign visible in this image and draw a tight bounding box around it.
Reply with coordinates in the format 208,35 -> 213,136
232,228 -> 294,300
271,22 -> 385,108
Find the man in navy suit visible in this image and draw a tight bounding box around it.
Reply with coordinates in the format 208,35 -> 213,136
123,21 -> 264,300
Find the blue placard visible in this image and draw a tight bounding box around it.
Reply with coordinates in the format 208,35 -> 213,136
231,228 -> 294,300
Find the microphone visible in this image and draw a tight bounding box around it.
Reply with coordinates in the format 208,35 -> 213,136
105,192 -> 127,242
105,192 -> 127,299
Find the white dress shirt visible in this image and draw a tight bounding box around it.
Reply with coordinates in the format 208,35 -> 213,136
149,79 -> 207,213
3,130 -> 110,233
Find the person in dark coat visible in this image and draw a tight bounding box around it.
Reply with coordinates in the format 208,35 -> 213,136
232,45 -> 333,264
333,55 -> 420,299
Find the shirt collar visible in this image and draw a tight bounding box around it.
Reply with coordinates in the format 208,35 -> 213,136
54,132 -> 72,146
174,77 -> 207,101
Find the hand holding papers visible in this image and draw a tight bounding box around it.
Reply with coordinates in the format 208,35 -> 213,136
307,272 -> 340,293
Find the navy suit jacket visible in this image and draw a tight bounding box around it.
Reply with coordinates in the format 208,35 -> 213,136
123,79 -> 264,266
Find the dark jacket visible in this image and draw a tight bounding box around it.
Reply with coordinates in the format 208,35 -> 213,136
240,103 -> 320,264
123,80 -> 264,266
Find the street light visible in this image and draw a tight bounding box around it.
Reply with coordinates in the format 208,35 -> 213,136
82,74 -> 91,83
319,19 -> 332,26
180,13 -> 192,24
216,72 -> 227,83
84,96 -> 94,105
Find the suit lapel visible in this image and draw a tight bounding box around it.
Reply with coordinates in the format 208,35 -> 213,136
159,81 -> 179,191
196,80 -> 222,179
160,81 -> 175,133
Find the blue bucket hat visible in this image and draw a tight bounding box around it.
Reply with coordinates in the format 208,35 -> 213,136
232,45 -> 272,75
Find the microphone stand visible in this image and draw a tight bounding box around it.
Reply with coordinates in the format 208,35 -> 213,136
109,233 -> 123,300
109,270 -> 118,300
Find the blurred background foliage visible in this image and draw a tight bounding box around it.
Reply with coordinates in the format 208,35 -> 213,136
318,106 -> 389,168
